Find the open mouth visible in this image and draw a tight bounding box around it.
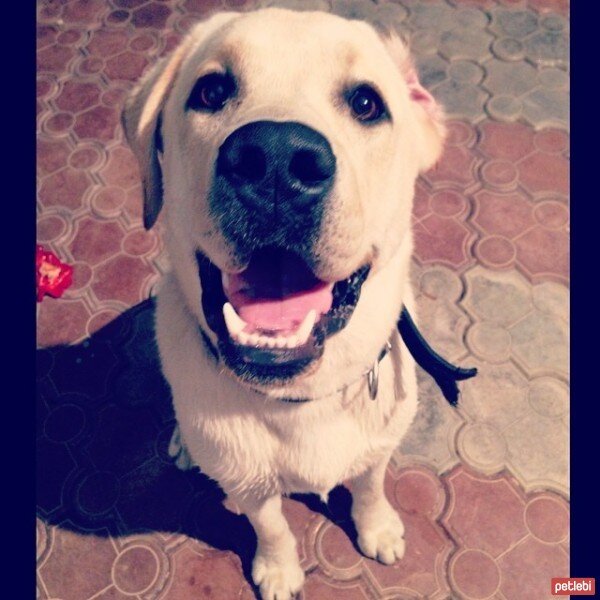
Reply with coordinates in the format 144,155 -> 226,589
197,246 -> 370,384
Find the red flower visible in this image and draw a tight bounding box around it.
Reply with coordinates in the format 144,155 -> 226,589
36,245 -> 74,302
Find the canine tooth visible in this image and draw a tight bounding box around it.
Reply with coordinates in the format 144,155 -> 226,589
285,335 -> 298,349
296,310 -> 316,345
223,302 -> 246,336
221,272 -> 230,289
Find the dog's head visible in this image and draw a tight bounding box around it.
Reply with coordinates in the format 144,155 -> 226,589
122,8 -> 445,392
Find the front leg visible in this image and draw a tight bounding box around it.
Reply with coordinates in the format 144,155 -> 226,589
349,453 -> 405,565
235,493 -> 305,600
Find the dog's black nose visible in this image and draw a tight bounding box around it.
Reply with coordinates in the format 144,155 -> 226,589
216,121 -> 336,211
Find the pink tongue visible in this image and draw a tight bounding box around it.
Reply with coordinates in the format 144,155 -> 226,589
223,249 -> 333,331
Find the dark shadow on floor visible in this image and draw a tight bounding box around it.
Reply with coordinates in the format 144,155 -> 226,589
36,299 -> 357,594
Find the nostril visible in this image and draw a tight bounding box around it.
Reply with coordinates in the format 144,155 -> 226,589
225,145 -> 267,183
289,149 -> 335,187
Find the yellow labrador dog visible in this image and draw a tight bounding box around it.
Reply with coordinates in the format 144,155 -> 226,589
123,8 -> 445,599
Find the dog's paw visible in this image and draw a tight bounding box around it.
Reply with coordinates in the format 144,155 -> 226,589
354,504 -> 405,565
168,425 -> 194,471
252,553 -> 305,600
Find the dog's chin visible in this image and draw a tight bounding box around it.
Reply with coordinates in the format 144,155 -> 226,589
196,246 -> 370,388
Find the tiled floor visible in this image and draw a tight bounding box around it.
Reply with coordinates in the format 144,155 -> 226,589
36,0 -> 569,598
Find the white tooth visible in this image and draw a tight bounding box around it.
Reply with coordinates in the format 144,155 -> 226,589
257,335 -> 270,348
223,302 -> 246,336
238,331 -> 250,345
265,337 -> 277,349
275,336 -> 287,349
248,333 -> 260,346
296,310 -> 316,345
285,335 -> 298,349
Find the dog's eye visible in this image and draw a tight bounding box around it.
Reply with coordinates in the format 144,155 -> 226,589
347,85 -> 386,123
187,72 -> 236,112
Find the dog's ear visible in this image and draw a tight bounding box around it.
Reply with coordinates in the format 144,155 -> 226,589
121,42 -> 191,229
121,13 -> 239,229
379,30 -> 446,172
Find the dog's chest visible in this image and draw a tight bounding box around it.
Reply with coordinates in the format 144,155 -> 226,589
266,406 -> 379,495
185,369 -> 401,498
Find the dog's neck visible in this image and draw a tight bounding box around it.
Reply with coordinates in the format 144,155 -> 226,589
197,325 -> 394,403
197,302 -> 478,407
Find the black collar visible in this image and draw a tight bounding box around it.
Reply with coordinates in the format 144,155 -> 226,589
398,306 -> 477,406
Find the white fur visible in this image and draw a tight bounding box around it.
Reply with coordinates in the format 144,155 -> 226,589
123,9 -> 445,599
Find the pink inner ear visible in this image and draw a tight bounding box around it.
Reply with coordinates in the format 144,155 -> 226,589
406,68 -> 439,116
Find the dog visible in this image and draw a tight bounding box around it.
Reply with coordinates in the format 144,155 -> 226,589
122,8 -> 445,599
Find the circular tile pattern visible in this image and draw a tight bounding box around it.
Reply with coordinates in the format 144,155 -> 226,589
480,159 -> 519,190
393,469 -> 443,517
37,214 -> 68,243
525,496 -> 569,543
69,146 -> 103,170
37,76 -> 55,99
446,121 -> 475,146
419,266 -> 463,302
486,95 -> 522,122
451,549 -> 500,599
78,56 -> 105,75
491,37 -> 525,61
112,545 -> 161,595
130,33 -> 156,52
76,471 -> 120,516
448,60 -> 484,84
91,186 -> 127,219
475,236 -> 516,267
456,7 -> 489,28
528,377 -> 568,418
430,190 -> 467,217
316,521 -> 362,573
44,403 -> 86,443
533,200 -> 568,229
44,112 -> 74,134
457,423 -> 507,473
123,228 -> 157,256
467,323 -> 512,363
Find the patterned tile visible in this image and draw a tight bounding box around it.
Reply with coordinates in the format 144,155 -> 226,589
497,537 -> 568,599
36,0 -> 570,597
458,266 -> 568,492
504,411 -> 569,491
38,527 -> 118,600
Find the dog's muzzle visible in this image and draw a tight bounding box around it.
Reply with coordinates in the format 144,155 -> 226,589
201,120 -> 371,386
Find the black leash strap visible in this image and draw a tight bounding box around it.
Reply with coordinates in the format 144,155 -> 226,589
398,306 -> 477,407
